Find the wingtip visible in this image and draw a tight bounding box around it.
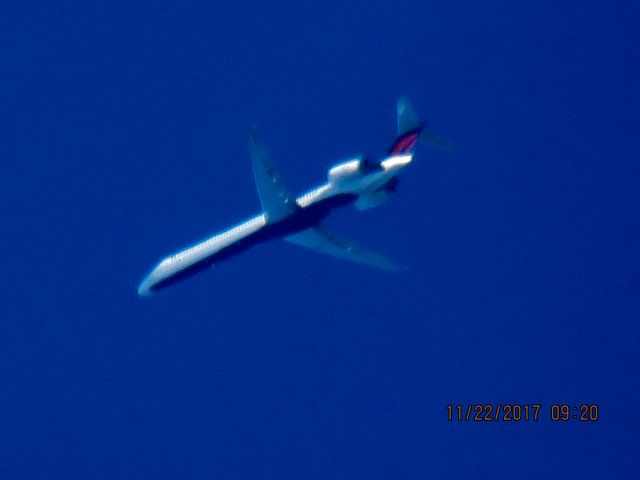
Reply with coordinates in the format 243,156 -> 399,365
386,260 -> 408,272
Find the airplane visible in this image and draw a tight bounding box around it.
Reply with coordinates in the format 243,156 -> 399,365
137,98 -> 442,296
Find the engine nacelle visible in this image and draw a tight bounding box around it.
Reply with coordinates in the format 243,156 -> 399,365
327,158 -> 363,184
354,178 -> 398,210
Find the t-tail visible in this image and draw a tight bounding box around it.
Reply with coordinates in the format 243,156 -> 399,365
389,97 -> 454,154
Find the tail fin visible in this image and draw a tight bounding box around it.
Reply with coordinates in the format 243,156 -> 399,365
389,97 -> 424,155
397,97 -> 422,136
389,97 -> 455,154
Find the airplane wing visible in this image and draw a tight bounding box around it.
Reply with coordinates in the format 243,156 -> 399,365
249,129 -> 300,223
285,226 -> 401,271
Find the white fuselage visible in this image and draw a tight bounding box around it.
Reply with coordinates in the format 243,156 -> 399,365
137,153 -> 412,295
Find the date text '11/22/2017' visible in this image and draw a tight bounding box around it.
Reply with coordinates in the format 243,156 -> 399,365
446,404 -> 599,422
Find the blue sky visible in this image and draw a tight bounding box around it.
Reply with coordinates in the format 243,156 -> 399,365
1,0 -> 639,478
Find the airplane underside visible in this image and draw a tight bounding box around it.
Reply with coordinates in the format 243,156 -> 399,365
146,193 -> 359,293
138,98 -> 437,296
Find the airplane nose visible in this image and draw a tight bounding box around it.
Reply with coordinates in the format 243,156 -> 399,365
137,278 -> 153,296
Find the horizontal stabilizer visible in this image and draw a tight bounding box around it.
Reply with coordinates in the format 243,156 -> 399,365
285,226 -> 400,271
420,128 -> 456,151
249,130 -> 299,223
